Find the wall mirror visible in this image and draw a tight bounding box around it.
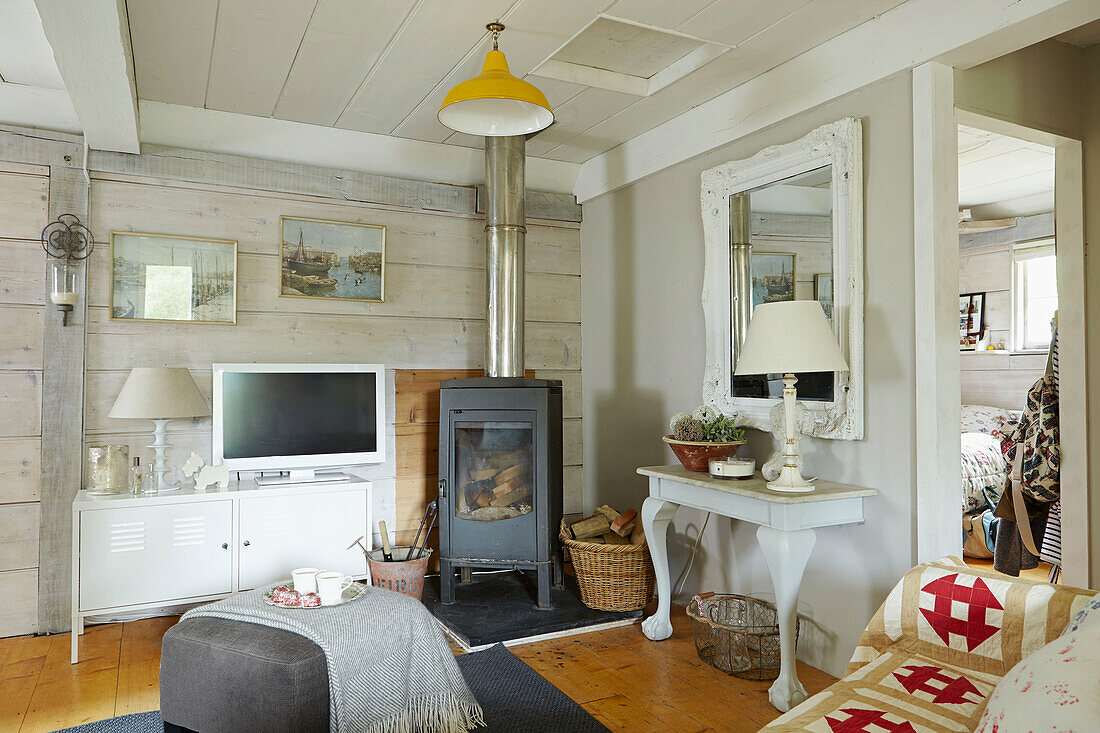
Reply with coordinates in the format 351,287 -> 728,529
701,117 -> 864,440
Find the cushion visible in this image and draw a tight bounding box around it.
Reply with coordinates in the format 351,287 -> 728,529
974,620 -> 1100,731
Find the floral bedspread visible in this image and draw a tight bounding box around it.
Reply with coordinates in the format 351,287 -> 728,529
961,432 -> 1006,511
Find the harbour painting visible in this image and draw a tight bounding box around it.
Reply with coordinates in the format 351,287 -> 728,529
280,216 -> 385,302
110,232 -> 237,324
750,252 -> 796,309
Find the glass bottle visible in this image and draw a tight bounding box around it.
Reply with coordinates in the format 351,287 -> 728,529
129,457 -> 143,495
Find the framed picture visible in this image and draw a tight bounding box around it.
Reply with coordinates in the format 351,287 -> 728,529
959,291 -> 986,350
110,232 -> 237,324
814,273 -> 834,320
750,252 -> 796,308
280,216 -> 386,302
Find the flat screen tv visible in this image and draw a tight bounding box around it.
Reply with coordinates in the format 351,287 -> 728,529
212,363 -> 385,480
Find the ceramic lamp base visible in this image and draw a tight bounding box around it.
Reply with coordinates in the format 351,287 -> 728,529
766,463 -> 816,493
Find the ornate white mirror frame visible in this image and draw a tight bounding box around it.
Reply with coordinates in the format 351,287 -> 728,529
701,117 -> 864,440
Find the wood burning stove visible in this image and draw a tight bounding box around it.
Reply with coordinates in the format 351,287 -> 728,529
437,377 -> 563,608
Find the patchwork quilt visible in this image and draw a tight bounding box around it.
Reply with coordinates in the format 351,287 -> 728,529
762,557 -> 1097,733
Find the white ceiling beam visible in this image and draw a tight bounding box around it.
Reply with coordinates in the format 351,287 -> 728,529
137,101 -> 581,195
33,0 -> 140,153
573,0 -> 1100,202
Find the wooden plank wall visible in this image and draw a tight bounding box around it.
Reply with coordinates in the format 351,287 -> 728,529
0,162 -> 49,637
82,172 -> 582,553
959,240 -> 1046,410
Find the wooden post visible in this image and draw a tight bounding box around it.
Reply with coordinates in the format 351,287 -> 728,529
38,164 -> 89,633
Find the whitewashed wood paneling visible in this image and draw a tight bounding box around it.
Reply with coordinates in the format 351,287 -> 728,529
0,503 -> 38,572
0,170 -> 49,239
127,0 -> 219,107
0,372 -> 41,438
0,240 -> 45,305
960,246 -> 1012,293
0,307 -> 44,369
0,569 -> 37,636
0,438 -> 41,504
89,178 -> 580,274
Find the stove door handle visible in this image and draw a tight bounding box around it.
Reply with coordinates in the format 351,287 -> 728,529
438,478 -> 447,498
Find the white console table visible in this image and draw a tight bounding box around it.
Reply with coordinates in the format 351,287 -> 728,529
71,474 -> 372,663
637,465 -> 877,712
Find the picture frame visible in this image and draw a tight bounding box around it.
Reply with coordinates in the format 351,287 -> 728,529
750,252 -> 796,309
110,232 -> 238,325
280,216 -> 386,302
814,273 -> 834,320
959,291 -> 986,350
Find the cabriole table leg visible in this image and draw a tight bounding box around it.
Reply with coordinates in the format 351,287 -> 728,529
640,496 -> 680,641
757,525 -> 816,712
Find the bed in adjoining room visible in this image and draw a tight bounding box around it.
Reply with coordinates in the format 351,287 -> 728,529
959,404 -> 1019,512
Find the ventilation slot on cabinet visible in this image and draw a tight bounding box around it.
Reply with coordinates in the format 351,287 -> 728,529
109,521 -> 145,553
173,516 -> 208,547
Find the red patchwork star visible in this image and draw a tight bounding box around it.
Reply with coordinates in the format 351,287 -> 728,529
919,574 -> 1003,651
826,708 -> 918,732
893,664 -> 983,704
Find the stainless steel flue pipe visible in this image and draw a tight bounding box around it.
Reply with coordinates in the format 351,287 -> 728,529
730,192 -> 752,367
484,135 -> 526,378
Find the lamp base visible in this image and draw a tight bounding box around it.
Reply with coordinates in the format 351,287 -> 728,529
765,374 -> 816,493
766,463 -> 817,493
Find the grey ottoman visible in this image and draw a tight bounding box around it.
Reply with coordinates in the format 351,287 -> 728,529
160,617 -> 330,733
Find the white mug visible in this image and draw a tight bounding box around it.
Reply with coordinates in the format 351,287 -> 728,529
291,567 -> 320,595
316,571 -> 353,605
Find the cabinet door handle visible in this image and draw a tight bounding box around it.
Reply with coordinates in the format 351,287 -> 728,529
221,542 -> 229,550
243,540 -> 251,547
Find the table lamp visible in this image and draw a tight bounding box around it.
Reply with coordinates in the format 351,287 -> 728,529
109,367 -> 210,491
734,301 -> 848,492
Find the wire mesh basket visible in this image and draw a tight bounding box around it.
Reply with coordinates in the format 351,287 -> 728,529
686,592 -> 795,680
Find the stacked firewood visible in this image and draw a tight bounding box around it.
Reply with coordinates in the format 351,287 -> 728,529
565,505 -> 647,546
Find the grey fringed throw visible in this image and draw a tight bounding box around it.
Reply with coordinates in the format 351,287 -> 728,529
183,585 -> 483,733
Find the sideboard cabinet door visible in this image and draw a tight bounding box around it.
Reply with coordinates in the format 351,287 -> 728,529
78,501 -> 233,611
237,489 -> 367,591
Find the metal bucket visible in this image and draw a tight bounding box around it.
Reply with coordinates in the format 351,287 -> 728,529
367,547 -> 431,600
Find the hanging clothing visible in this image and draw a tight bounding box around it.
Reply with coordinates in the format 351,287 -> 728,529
993,323 -> 1059,576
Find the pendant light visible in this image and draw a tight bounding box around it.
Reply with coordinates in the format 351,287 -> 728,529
438,22 -> 554,136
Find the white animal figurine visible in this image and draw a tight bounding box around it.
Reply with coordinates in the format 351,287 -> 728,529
181,451 -> 230,491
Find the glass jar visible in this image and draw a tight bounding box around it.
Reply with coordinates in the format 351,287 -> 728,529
86,444 -> 130,495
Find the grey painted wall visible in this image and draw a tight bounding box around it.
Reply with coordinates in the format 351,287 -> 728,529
580,73 -> 918,676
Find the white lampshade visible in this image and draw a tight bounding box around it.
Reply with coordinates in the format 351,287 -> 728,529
109,367 -> 210,419
734,301 -> 848,376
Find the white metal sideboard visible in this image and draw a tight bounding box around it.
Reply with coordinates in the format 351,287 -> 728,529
637,465 -> 877,712
71,474 -> 372,663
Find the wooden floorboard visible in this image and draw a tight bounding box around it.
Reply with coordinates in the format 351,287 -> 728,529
0,606 -> 836,732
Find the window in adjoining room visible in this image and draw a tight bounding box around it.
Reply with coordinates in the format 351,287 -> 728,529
1012,240 -> 1057,351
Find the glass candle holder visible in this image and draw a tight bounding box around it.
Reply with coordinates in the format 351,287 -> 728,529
86,444 -> 130,495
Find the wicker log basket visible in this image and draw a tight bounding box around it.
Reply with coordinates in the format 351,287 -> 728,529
559,518 -> 655,612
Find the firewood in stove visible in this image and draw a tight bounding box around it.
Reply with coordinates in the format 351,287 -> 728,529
569,515 -> 610,540
484,449 -> 529,470
630,522 -> 647,547
469,468 -> 501,481
473,491 -> 493,508
610,509 -> 638,537
601,532 -> 631,545
489,487 -> 531,507
594,505 -> 620,523
493,462 -> 529,486
492,479 -> 522,497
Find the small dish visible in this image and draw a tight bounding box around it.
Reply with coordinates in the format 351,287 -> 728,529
262,581 -> 366,609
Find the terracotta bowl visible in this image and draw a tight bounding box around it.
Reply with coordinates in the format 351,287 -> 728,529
662,436 -> 745,472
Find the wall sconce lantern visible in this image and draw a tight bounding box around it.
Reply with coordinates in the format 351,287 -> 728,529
41,214 -> 93,325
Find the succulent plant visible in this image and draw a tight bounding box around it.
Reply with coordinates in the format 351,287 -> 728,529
672,415 -> 704,442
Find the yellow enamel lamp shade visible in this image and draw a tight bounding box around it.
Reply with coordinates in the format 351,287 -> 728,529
438,49 -> 553,136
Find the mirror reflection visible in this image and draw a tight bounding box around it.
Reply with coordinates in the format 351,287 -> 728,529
731,165 -> 835,401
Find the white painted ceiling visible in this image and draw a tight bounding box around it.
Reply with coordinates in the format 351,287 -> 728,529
957,124 -> 1055,217
120,0 -> 911,163
0,0 -> 64,89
